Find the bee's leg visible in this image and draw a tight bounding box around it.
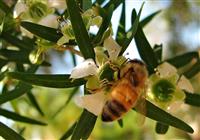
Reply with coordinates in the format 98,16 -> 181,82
100,79 -> 110,87
100,79 -> 115,88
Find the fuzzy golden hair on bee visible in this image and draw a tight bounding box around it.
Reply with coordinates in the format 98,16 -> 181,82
101,59 -> 148,122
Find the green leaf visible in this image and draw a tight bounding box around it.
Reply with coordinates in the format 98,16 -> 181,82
67,0 -> 95,59
82,0 -> 92,11
185,92 -> 200,107
60,122 -> 77,140
120,3 -> 144,55
134,100 -> 194,133
7,72 -> 86,88
0,108 -> 46,125
183,60 -> 200,78
0,70 -> 7,81
92,5 -> 114,45
153,44 -> 162,63
165,52 -> 199,68
21,21 -> 62,43
1,32 -> 33,50
134,21 -> 158,74
116,1 -> 125,46
117,119 -> 123,128
155,122 -> 169,134
71,110 -> 97,140
0,82 -> 32,105
0,49 -> 50,66
0,1 -> 11,14
0,122 -> 25,140
0,59 -> 7,68
0,49 -> 30,63
27,91 -> 44,116
140,10 -> 161,27
103,0 -> 123,10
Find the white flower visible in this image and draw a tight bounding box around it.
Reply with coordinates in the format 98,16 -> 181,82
70,36 -> 122,79
75,91 -> 107,116
103,36 -> 121,61
57,8 -> 102,45
148,62 -> 194,110
70,59 -> 98,79
14,0 -> 58,37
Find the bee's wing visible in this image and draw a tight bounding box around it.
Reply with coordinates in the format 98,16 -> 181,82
75,92 -> 107,116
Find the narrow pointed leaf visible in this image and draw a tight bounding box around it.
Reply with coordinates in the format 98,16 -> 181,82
93,5 -> 114,45
153,44 -> 162,63
0,82 -> 32,105
185,92 -> 200,107
27,91 -> 44,116
120,3 -> 144,55
2,32 -> 33,50
82,0 -> 92,11
0,122 -> 25,140
166,52 -> 199,68
0,71 -> 7,81
21,21 -> 62,42
0,59 -> 7,68
0,108 -> 46,125
155,122 -> 169,134
67,0 -> 95,59
183,60 -> 200,78
134,100 -> 194,133
0,49 -> 29,62
0,49 -> 50,66
140,10 -> 161,27
0,1 -> 11,14
117,119 -> 123,128
134,24 -> 158,74
71,110 -> 97,140
103,0 -> 123,10
7,72 -> 86,88
116,1 -> 125,45
60,122 -> 77,140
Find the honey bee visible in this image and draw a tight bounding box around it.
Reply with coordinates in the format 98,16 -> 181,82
75,59 -> 148,122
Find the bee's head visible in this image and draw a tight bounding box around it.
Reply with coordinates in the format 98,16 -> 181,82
120,59 -> 148,86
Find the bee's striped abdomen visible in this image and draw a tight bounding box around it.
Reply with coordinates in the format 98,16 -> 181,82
101,99 -> 127,122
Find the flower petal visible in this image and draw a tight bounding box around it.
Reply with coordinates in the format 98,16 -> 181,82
74,92 -> 107,116
13,1 -> 28,18
38,14 -> 58,28
70,59 -> 98,79
156,62 -> 177,78
103,36 -> 121,60
167,101 -> 184,113
177,75 -> 194,93
94,47 -> 108,66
